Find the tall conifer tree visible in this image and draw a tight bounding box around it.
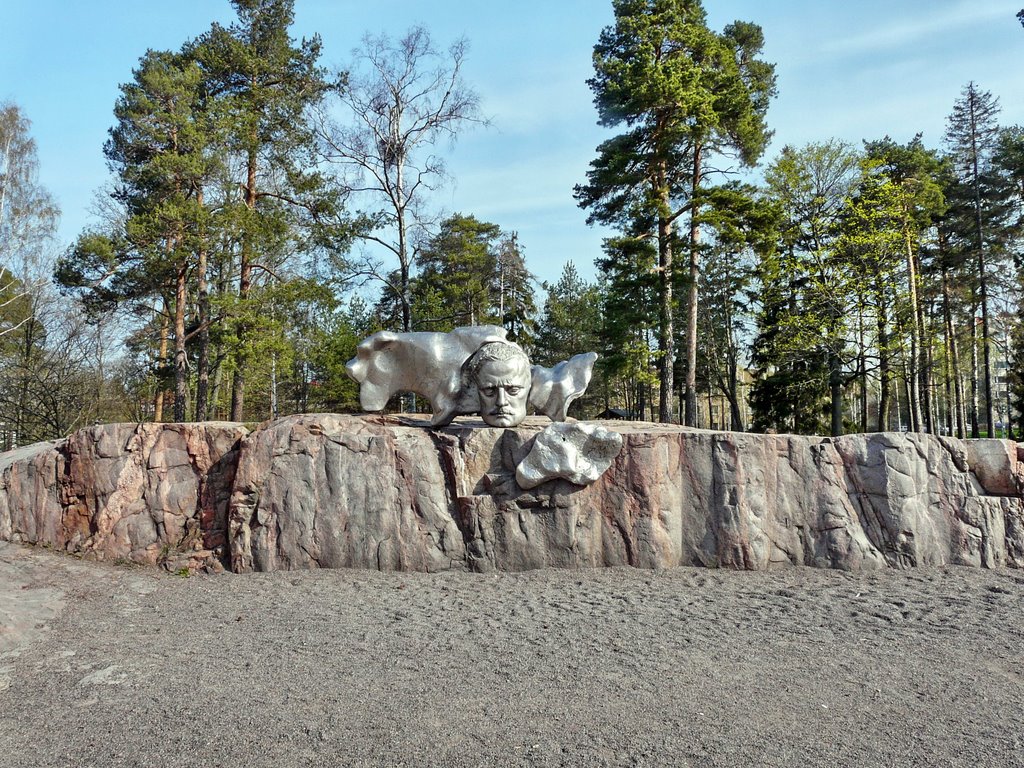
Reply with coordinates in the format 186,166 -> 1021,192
191,0 -> 341,421
576,0 -> 774,424
944,82 -> 1001,436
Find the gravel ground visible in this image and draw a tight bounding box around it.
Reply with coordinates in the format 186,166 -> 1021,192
1,541 -> 1023,768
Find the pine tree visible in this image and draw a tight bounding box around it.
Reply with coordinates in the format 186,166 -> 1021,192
493,233 -> 537,349
191,0 -> 343,421
534,262 -> 601,366
110,50 -> 213,422
1009,307 -> 1024,439
58,50 -> 212,422
944,82 -> 1002,436
697,183 -> 778,431
992,125 -> 1024,439
596,237 -> 660,420
534,262 -> 603,416
576,0 -> 775,424
838,157 -> 912,433
414,214 -> 502,329
861,136 -> 947,433
750,141 -> 859,435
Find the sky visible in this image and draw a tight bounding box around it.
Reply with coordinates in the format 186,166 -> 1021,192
3,0 -> 1024,289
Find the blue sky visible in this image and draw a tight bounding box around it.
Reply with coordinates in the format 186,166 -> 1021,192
3,0 -> 1023,288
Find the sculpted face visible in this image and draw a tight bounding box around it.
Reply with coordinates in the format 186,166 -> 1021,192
475,356 -> 531,427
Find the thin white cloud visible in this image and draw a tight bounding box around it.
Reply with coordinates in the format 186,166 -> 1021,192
821,1 -> 1011,56
476,57 -> 595,136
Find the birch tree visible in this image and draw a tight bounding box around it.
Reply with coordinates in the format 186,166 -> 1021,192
321,26 -> 483,334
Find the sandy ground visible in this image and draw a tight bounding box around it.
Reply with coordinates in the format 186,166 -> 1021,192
1,542 -> 1023,768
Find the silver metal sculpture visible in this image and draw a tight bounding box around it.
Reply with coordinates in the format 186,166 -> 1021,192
516,421 -> 623,489
462,341 -> 533,427
345,326 -> 597,428
529,352 -> 599,422
346,325 -> 618,489
345,326 -> 507,427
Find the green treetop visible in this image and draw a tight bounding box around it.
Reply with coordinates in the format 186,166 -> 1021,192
576,0 -> 775,424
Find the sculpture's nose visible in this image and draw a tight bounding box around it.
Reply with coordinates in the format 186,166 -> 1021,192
495,387 -> 508,405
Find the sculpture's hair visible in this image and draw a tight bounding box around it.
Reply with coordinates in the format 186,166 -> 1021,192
462,340 -> 530,387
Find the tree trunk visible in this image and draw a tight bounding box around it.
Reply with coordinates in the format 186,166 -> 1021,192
966,101 -> 995,437
195,189 -> 210,422
13,305 -> 41,447
902,227 -> 924,432
857,302 -> 868,432
727,345 -> 743,432
270,352 -> 279,420
876,286 -> 890,432
154,306 -> 170,423
940,262 -> 966,439
942,333 -> 955,438
210,351 -> 224,421
902,361 -> 913,430
656,165 -> 675,425
923,300 -> 937,434
683,145 -> 702,426
970,301 -> 980,438
829,350 -> 843,437
891,294 -> 915,430
173,260 -> 188,423
299,355 -> 310,414
231,147 -> 259,422
977,250 -> 995,436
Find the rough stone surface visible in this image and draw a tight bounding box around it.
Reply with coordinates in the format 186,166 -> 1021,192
0,422 -> 247,571
228,414 -> 465,573
515,421 -> 623,489
0,440 -> 64,551
2,415 -> 1024,573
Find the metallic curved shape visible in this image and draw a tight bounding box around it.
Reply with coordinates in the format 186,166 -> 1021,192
515,421 -> 624,489
346,326 -> 599,428
529,352 -> 598,422
345,326 -> 507,426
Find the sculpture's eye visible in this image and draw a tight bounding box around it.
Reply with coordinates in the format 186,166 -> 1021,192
482,387 -> 497,396
506,387 -> 522,395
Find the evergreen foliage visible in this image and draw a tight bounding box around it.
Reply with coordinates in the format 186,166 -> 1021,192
576,0 -> 775,424
3,4 -> 1024,439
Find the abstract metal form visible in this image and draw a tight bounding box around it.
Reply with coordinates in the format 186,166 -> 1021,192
345,326 -> 597,428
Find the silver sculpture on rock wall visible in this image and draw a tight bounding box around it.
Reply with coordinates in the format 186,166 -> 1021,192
345,325 -> 620,488
345,325 -> 597,428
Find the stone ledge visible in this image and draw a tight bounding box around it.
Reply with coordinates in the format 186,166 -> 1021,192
1,414 -> 1022,573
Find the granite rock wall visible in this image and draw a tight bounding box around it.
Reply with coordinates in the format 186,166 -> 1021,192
2,414 -> 1022,573
0,422 -> 246,571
